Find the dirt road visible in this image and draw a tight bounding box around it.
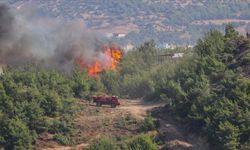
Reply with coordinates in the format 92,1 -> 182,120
119,99 -> 163,120
37,99 -> 161,150
37,99 -> 210,150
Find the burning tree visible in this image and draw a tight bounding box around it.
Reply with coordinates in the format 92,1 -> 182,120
75,44 -> 123,76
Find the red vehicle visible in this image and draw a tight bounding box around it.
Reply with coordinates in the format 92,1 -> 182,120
92,96 -> 120,108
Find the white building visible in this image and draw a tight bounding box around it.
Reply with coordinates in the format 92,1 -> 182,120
114,33 -> 126,38
172,53 -> 184,58
125,44 -> 134,51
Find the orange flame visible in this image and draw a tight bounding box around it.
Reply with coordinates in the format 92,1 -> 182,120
87,60 -> 102,76
104,45 -> 122,70
75,44 -> 122,76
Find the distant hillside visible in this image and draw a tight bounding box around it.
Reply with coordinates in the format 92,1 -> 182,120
6,0 -> 250,46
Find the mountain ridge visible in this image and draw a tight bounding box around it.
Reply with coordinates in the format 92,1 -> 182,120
6,0 -> 250,46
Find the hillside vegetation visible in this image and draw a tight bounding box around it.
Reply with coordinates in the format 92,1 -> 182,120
0,24 -> 249,150
6,0 -> 250,45
100,24 -> 250,150
0,67 -> 105,149
152,25 -> 250,150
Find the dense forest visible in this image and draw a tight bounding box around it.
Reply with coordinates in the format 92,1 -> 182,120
0,24 -> 249,150
6,0 -> 250,45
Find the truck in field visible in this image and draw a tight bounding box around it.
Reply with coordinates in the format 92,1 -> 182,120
92,96 -> 120,108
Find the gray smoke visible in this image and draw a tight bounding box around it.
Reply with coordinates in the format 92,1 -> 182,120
0,3 -> 105,72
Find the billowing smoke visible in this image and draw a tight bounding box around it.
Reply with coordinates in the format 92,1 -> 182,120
0,3 -> 105,73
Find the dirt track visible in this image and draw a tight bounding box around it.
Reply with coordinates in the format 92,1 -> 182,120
37,99 -> 161,150
119,99 -> 163,120
37,99 -> 211,150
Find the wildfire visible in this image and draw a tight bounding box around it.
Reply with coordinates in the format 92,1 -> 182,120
75,44 -> 122,76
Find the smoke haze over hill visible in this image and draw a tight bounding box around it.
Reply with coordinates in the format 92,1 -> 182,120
5,0 -> 250,46
0,3 -> 107,72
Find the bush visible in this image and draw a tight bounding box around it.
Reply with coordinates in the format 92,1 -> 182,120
140,117 -> 156,132
85,138 -> 118,150
240,52 -> 250,65
126,134 -> 157,150
49,120 -> 72,134
54,134 -> 73,146
0,118 -> 34,150
41,92 -> 63,117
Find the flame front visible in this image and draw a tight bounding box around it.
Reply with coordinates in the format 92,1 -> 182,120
87,60 -> 102,76
105,46 -> 122,70
75,44 -> 122,76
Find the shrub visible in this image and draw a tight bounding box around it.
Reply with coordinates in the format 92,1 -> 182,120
0,118 -> 34,150
85,138 -> 118,150
49,120 -> 72,134
240,52 -> 250,65
54,134 -> 73,146
140,116 -> 156,132
41,92 -> 63,117
126,134 -> 157,150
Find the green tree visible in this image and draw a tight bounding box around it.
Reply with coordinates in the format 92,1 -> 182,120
225,24 -> 239,39
41,91 -> 62,117
0,118 -> 34,150
72,67 -> 90,98
216,121 -> 240,150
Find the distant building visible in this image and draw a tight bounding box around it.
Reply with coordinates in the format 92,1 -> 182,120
159,43 -> 178,49
186,45 -> 193,49
114,33 -> 126,38
104,32 -> 127,38
164,43 -> 171,49
125,44 -> 134,51
160,43 -> 171,49
105,32 -> 127,38
172,53 -> 184,58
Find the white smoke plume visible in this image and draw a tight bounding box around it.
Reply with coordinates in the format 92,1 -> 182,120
0,3 -> 105,72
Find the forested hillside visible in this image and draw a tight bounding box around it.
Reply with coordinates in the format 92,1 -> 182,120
5,0 -> 250,45
0,67 -> 106,149
0,22 -> 249,149
1,0 -> 250,149
151,25 -> 250,150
